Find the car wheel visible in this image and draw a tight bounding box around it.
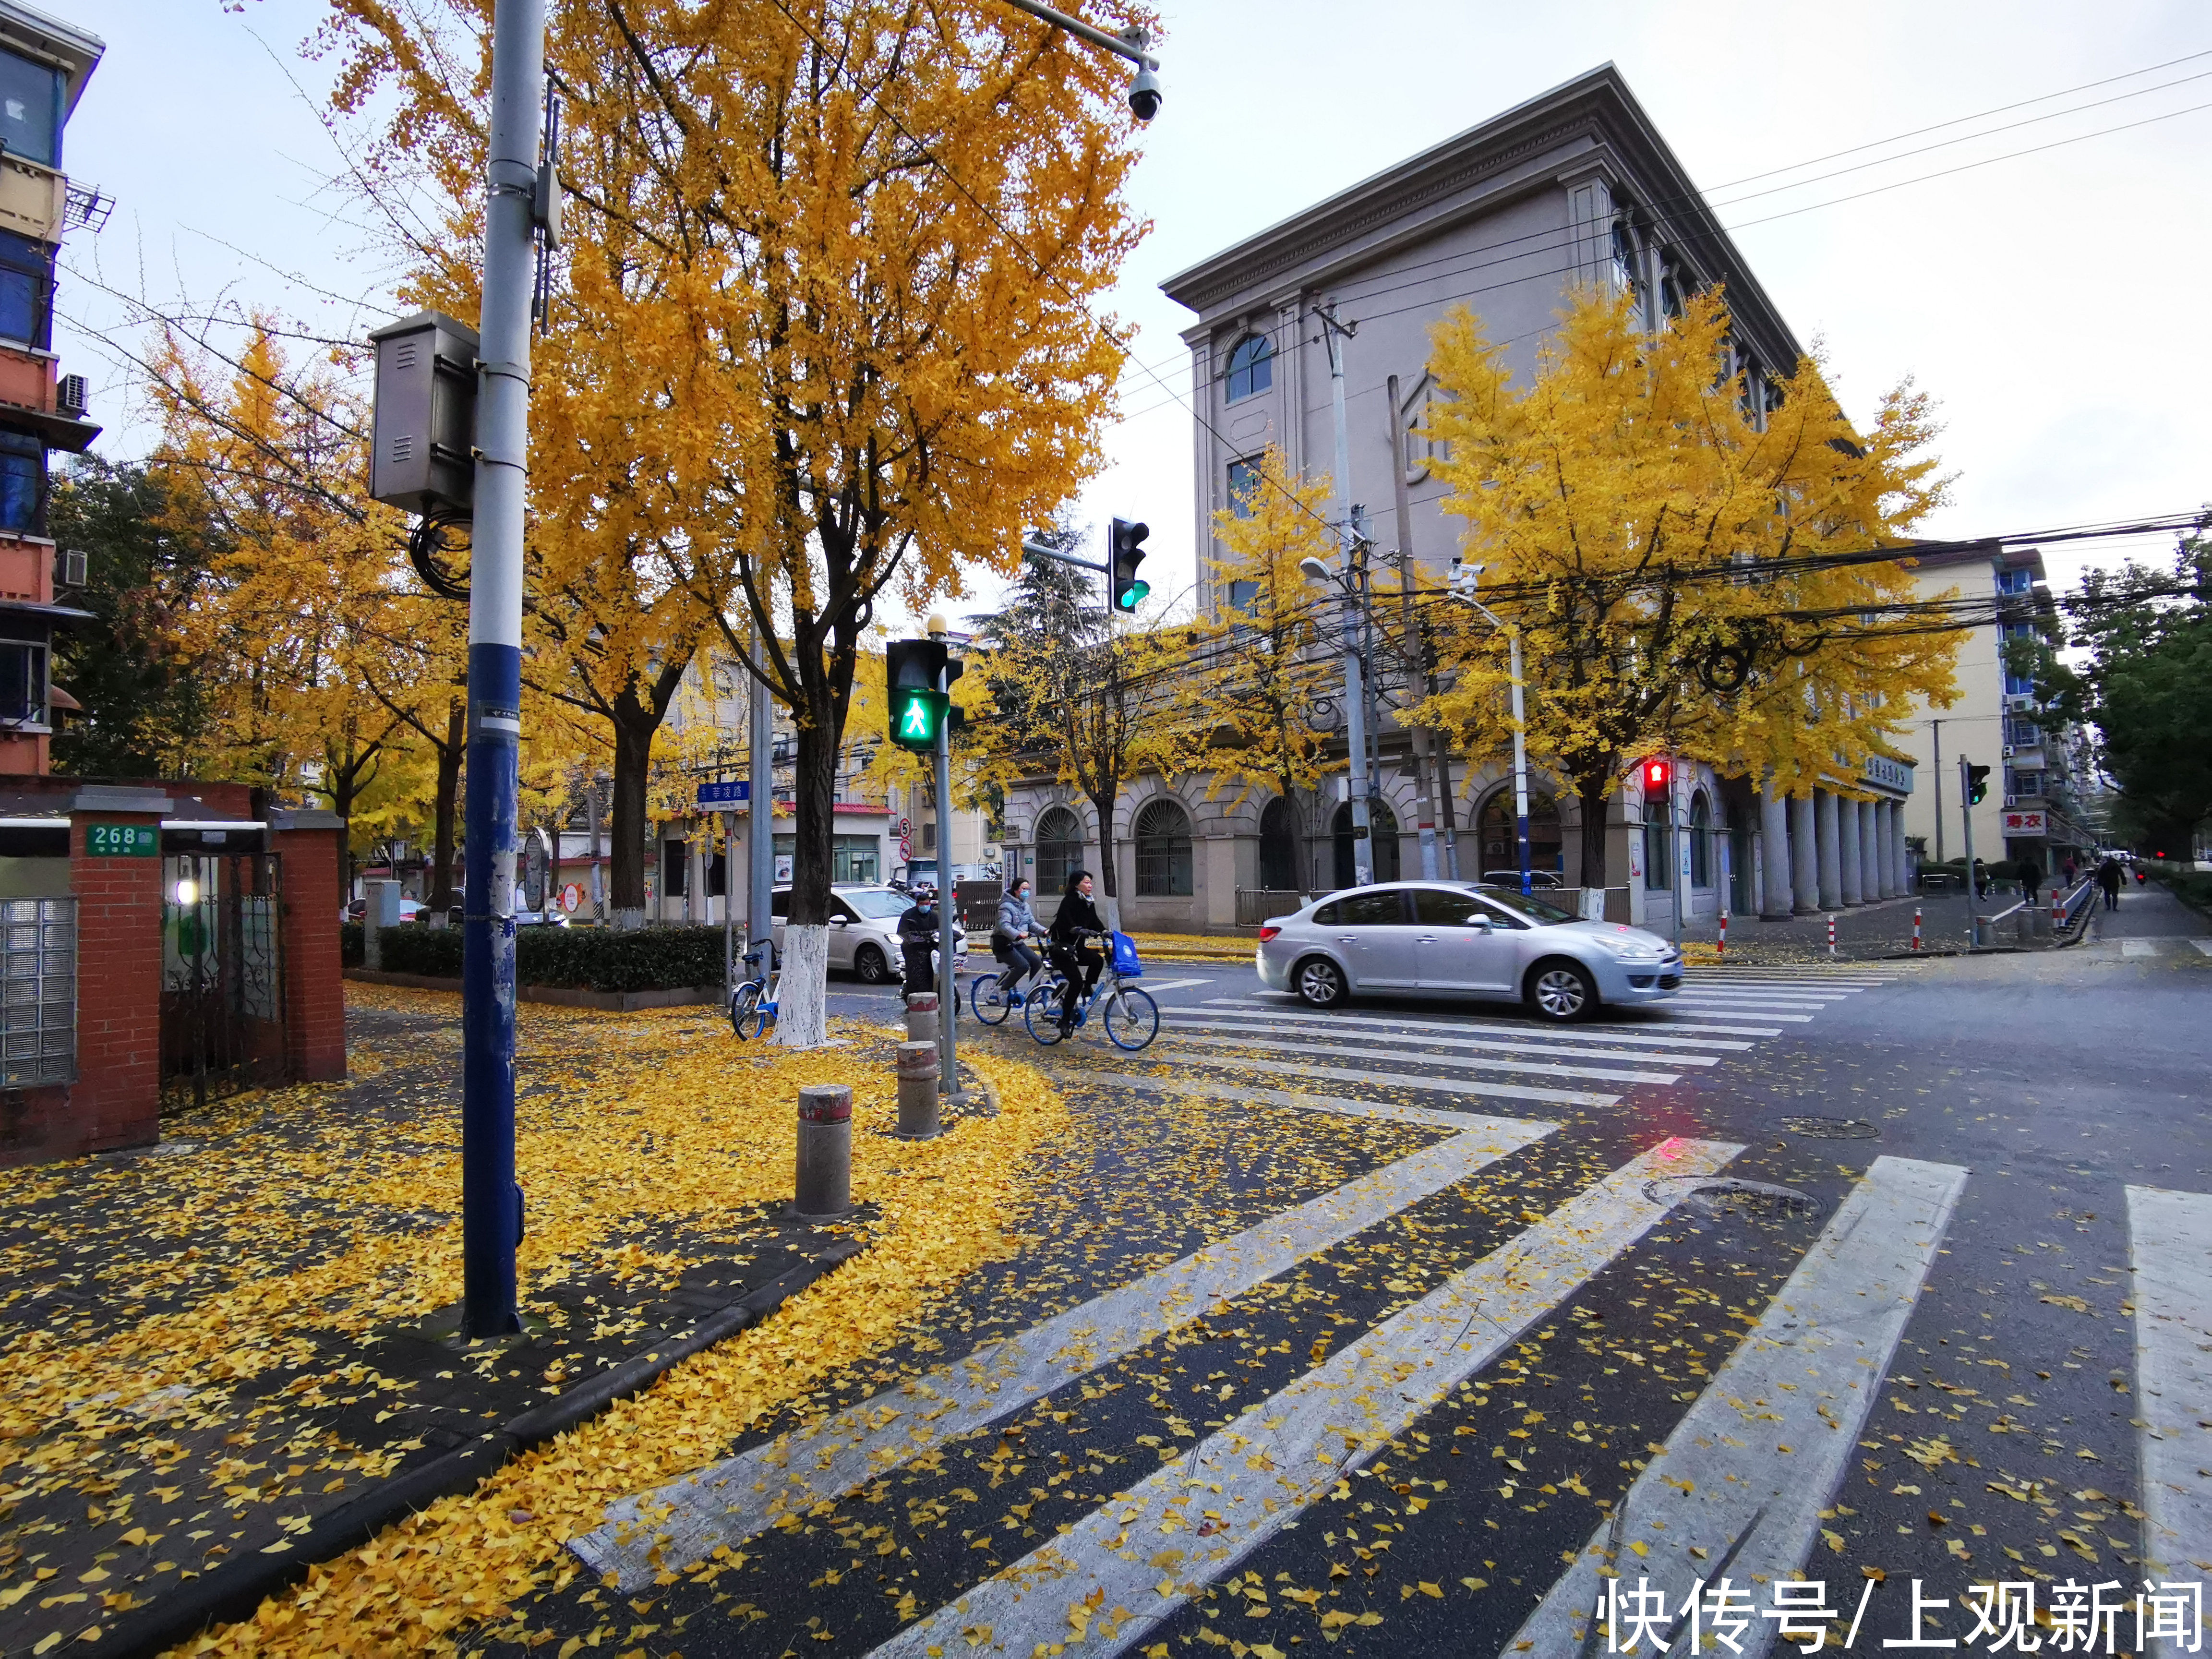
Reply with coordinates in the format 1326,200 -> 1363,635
854,944 -> 890,984
1294,955 -> 1348,1009
1527,959 -> 1597,1022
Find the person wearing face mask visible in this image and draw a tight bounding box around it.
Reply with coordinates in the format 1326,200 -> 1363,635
993,876 -> 1046,998
1047,869 -> 1106,1034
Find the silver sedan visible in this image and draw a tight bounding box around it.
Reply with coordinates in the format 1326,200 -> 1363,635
1254,882 -> 1683,1022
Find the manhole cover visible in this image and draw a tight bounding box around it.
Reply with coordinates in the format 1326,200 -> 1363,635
1778,1116 -> 1880,1140
1644,1177 -> 1823,1223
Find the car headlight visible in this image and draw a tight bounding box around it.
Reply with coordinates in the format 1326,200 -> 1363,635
1611,943 -> 1665,962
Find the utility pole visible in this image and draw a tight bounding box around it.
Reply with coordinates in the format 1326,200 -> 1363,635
748,621 -> 774,962
928,616 -> 961,1099
1958,752 -> 1980,948
1387,373 -> 1439,880
457,0 -> 543,1340
1319,303 -> 1373,886
1929,718 -> 1945,863
1449,561 -> 1532,894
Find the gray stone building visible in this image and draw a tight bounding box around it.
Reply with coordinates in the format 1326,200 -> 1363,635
1003,65 -> 1915,933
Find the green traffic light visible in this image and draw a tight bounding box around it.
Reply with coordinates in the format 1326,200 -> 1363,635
1119,578 -> 1150,610
893,688 -> 947,750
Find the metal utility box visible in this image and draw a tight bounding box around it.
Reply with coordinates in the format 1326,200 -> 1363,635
368,310 -> 480,516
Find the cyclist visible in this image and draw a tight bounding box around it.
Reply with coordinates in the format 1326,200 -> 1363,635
1047,869 -> 1107,1036
898,888 -> 944,998
993,876 -> 1047,999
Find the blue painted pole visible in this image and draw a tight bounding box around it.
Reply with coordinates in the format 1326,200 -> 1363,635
461,0 -> 543,1338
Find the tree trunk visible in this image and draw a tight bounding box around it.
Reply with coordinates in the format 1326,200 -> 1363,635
430,699 -> 463,915
774,681 -> 844,1048
608,704 -> 653,929
1089,787 -> 1120,932
1576,775 -> 1611,890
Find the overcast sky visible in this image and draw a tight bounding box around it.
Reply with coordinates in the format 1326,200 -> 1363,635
49,0 -> 2212,624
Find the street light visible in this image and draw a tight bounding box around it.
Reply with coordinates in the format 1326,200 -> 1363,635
997,0 -> 1162,120
1298,554 -> 1377,887
1448,559 -> 1534,897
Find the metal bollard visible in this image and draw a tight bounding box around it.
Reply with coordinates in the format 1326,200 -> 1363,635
904,991 -> 939,1046
895,1040 -> 942,1140
794,1083 -> 852,1219
1716,909 -> 1727,958
1826,914 -> 1837,957
1912,906 -> 1923,951
2014,907 -> 2032,945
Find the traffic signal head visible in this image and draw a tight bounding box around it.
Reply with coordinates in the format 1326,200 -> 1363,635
1642,756 -> 1671,793
1966,763 -> 1991,806
1109,517 -> 1150,613
885,638 -> 957,752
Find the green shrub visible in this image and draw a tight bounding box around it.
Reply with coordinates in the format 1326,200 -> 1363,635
364,923 -> 727,993
2150,865 -> 2212,915
340,922 -> 363,967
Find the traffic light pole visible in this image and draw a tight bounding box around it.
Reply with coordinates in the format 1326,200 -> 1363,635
459,0 -> 542,1340
1958,753 -> 1980,949
928,625 -> 960,1099
749,622 -> 774,965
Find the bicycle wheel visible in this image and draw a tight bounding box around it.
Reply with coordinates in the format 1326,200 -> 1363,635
1102,987 -> 1159,1051
972,972 -> 1011,1026
728,983 -> 760,1039
738,1000 -> 775,1042
1024,986 -> 1069,1045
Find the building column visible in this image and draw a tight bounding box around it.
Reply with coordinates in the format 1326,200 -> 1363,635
1759,783 -> 1792,919
1838,798 -> 1863,906
1892,801 -> 1912,896
1858,800 -> 1882,901
1790,794 -> 1820,914
1815,791 -> 1842,909
272,810 -> 348,1084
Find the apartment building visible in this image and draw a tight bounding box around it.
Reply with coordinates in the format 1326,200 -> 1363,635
0,1 -> 101,777
1896,542 -> 2094,873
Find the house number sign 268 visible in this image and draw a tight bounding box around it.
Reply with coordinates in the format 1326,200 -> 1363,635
86,823 -> 159,857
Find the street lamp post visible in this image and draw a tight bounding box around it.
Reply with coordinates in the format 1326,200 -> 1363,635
1448,559 -> 1532,896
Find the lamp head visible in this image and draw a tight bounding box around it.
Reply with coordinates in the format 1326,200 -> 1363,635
1297,556 -> 1333,586
925,613 -> 949,638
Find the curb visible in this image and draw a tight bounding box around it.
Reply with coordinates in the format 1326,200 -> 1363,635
345,969 -> 723,1011
108,1242 -> 865,1659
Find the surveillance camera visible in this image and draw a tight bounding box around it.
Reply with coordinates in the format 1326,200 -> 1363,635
1128,66 -> 1162,122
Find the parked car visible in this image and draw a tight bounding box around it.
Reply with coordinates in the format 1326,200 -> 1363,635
1479,869 -> 1566,890
343,896 -> 424,924
769,884 -> 968,984
1254,881 -> 1682,1022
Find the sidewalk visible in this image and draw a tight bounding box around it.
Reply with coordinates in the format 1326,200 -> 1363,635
0,987 -> 1068,1657
1682,892 -> 1996,962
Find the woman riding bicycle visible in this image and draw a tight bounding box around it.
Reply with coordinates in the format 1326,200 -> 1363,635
992,876 -> 1047,999
1047,869 -> 1106,1036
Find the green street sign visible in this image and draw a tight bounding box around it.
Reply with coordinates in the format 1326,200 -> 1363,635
86,823 -> 158,857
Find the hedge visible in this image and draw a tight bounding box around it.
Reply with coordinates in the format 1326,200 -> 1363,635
365,924 -> 729,994
341,922 -> 363,967
2150,865 -> 2212,915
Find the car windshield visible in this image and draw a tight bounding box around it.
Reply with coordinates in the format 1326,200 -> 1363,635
842,890 -> 913,919
1470,884 -> 1576,924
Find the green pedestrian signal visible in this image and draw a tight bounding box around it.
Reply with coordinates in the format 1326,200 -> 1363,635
894,688 -> 948,750
1966,763 -> 1991,806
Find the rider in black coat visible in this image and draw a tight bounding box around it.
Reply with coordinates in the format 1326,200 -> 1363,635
1047,869 -> 1107,1032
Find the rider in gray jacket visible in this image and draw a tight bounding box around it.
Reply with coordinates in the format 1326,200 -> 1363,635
993,878 -> 1046,995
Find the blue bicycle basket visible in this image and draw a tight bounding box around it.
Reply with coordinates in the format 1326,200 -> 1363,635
1109,930 -> 1142,978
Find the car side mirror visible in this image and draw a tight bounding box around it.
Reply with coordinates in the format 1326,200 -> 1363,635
1462,914 -> 1493,930
829,915 -> 848,926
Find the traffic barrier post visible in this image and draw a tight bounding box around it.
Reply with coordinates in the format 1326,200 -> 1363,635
895,1040 -> 942,1141
794,1083 -> 852,1219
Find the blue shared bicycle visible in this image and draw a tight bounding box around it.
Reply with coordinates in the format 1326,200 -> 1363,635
729,945 -> 779,1040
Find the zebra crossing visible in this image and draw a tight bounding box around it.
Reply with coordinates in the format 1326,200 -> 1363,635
2106,936 -> 2212,959
566,962 -> 2133,1659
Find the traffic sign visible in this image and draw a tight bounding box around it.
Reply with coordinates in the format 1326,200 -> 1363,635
698,780 -> 749,807
559,882 -> 582,913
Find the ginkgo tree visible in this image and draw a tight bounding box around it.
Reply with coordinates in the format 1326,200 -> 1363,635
323,0 -> 1151,1043
1417,286 -> 1963,887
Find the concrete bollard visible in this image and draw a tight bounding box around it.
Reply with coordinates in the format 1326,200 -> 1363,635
794,1083 -> 853,1219
2014,908 -> 2033,945
896,1040 -> 943,1140
904,991 -> 940,1046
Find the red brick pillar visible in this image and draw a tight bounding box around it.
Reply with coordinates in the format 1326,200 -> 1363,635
272,811 -> 347,1082
67,786 -> 173,1155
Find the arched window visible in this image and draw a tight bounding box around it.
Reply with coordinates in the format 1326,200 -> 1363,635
1643,799 -> 1672,892
1224,334 -> 1273,403
1331,799 -> 1399,889
1034,806 -> 1082,896
1477,788 -> 1563,881
1689,791 -> 1713,889
1259,796 -> 1299,891
1134,798 -> 1193,897
1611,219 -> 1642,314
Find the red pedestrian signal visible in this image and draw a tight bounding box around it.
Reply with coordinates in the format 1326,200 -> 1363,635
1642,757 -> 1671,792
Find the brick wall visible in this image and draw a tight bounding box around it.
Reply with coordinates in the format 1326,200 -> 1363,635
274,824 -> 346,1082
61,809 -> 164,1156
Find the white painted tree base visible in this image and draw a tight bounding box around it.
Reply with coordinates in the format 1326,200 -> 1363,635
775,924 -> 830,1048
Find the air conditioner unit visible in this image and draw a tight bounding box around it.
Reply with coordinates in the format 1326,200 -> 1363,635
2001,744 -> 2014,758
57,548 -> 86,588
55,374 -> 86,417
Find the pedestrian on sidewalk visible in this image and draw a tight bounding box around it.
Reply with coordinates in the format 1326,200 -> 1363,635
2019,858 -> 2043,908
1048,870 -> 1107,1035
2062,854 -> 2078,886
1972,857 -> 1989,900
2097,856 -> 2122,911
899,888 -> 943,997
993,877 -> 1046,997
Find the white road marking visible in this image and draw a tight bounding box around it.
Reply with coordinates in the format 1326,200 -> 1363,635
1514,1155 -> 1968,1656
872,1138 -> 1744,1659
1181,1051 -> 1618,1108
2122,938 -> 2162,958
1126,977 -> 1214,993
2191,938 -> 2212,957
1158,1033 -> 1680,1087
1197,999 -> 1756,1052
566,1113 -> 1554,1590
2128,1185 -> 2212,1584
1673,992 -> 1839,1010
1662,1008 -> 1810,1025
1081,1072 -> 1477,1132
1165,1014 -> 1722,1067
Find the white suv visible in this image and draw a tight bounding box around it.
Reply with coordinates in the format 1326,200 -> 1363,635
770,884 -> 968,984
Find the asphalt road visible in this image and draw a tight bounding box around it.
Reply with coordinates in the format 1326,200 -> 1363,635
545,886 -> 2211,1658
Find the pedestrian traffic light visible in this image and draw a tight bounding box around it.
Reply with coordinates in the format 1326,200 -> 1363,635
1642,756 -> 1671,793
1109,517 -> 1150,613
1966,763 -> 1991,805
885,639 -> 958,752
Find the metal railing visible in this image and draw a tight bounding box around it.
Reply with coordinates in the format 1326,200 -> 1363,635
1236,889 -> 1316,926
